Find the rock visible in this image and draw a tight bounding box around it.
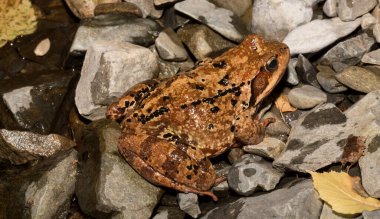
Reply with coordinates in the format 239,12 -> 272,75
283,17 -> 361,55
124,0 -> 163,18
0,70 -> 74,134
153,47 -> 194,79
70,16 -> 162,53
337,0 -> 377,21
0,45 -> 26,78
155,28 -> 188,61
331,62 -> 349,73
320,203 -> 361,219
361,13 -> 377,29
0,149 -> 78,219
335,66 -> 380,93
65,0 -> 111,18
363,209 -> 380,219
323,0 -> 338,17
161,7 -> 191,30
76,120 -> 163,218
318,33 -> 375,66
286,58 -> 300,85
174,0 -> 246,42
373,23 -> 380,43
202,179 -> 322,219
227,148 -> 245,164
94,2 -> 143,17
295,54 -> 320,88
177,24 -> 235,60
362,49 -> 380,65
75,41 -> 159,120
0,129 -> 75,165
152,206 -> 185,219
262,110 -> 291,137
288,85 -> 327,109
154,0 -> 179,6
251,0 -> 313,41
316,65 -> 348,93
227,154 -> 284,196
243,137 -> 286,160
34,38 -> 50,56
177,193 -> 201,218
209,0 -> 252,17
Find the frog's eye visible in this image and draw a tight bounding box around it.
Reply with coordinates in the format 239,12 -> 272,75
265,57 -> 278,72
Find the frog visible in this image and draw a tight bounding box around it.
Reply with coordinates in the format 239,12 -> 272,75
106,34 -> 290,201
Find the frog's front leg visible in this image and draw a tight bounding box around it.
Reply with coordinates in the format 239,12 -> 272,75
234,110 -> 275,145
118,129 -> 218,201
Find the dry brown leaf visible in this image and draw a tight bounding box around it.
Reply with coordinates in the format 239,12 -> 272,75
309,171 -> 380,214
275,94 -> 297,113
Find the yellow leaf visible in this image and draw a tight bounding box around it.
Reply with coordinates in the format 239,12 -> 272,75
309,171 -> 380,214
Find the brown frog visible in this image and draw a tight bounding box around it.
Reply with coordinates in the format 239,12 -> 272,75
107,34 -> 290,201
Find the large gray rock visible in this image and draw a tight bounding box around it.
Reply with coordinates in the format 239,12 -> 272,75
0,149 -> 78,219
363,209 -> 380,219
174,0 -> 246,42
251,0 -> 313,41
124,0 -> 163,18
75,41 -> 159,120
243,137 -> 286,160
76,120 -> 163,219
361,49 -> 380,65
337,0 -> 377,21
155,28 -> 188,61
70,16 -> 162,52
202,180 -> 322,219
335,66 -> 380,93
316,65 -> 348,93
288,85 -> 327,109
209,0 -> 252,17
283,17 -> 361,55
177,193 -> 201,218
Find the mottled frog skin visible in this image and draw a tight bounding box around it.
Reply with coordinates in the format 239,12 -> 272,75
107,34 -> 290,201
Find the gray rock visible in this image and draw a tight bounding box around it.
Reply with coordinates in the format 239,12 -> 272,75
262,110 -> 291,137
286,58 -> 300,85
0,149 -> 78,219
374,23 -> 380,43
75,41 -> 159,120
331,62 -> 349,73
337,0 -> 377,21
288,85 -> 327,109
320,203 -> 362,219
227,154 -> 284,196
152,206 -> 185,219
361,49 -> 380,65
323,0 -> 338,17
283,17 -> 361,55
361,13 -> 377,29
154,0 -> 179,6
177,193 -> 201,218
70,16 -> 162,52
316,65 -> 348,93
252,0 -> 313,41
202,180 -> 322,219
209,0 -> 252,17
94,2 -> 143,17
296,54 -> 320,88
124,0 -> 163,18
174,0 -> 246,42
0,129 -> 75,165
319,33 -> 375,66
155,28 -> 188,61
76,120 -> 163,219
243,137 -> 286,160
363,209 -> 380,219
335,66 -> 380,93
153,47 -> 194,79
0,71 -> 74,134
177,24 -> 235,60
227,148 -> 245,164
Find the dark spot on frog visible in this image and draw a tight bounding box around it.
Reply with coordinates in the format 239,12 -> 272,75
186,175 -> 192,180
124,101 -> 130,107
243,168 -> 256,177
290,139 -> 328,164
210,106 -> 220,113
140,104 -> 145,109
126,118 -> 131,122
163,96 -> 170,101
186,165 -> 193,170
192,100 -> 202,106
147,108 -> 152,113
202,98 -> 215,104
213,60 -> 227,69
133,113 -> 138,117
230,125 -> 236,132
368,135 -> 380,153
180,104 -> 187,109
201,78 -> 205,82
130,101 -> 135,105
208,124 -> 214,129
218,74 -> 229,86
301,108 -> 346,129
195,85 -> 204,90
231,99 -> 237,106
234,89 -> 241,96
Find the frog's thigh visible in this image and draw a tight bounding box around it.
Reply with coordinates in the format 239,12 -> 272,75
118,132 -> 218,200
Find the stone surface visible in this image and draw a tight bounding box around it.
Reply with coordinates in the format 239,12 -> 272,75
320,203 -> 361,219
262,110 -> 291,138
70,16 -> 162,52
318,33 -> 375,66
286,58 -> 300,85
295,54 -> 320,88
323,0 -> 338,17
124,0 -> 163,18
94,2 -> 143,17
361,13 -> 377,29
337,0 -> 377,21
154,0 -> 179,6
227,148 -> 245,164
76,120 -> 163,219
177,193 -> 201,218
152,206 -> 185,219
283,17 -> 361,55
288,85 -> 327,109
362,49 -> 380,65
174,0 -> 246,42
228,154 -> 284,196
0,70 -> 74,134
209,0 -> 251,17
316,65 -> 348,93
34,38 -> 50,56
243,137 -> 286,160
65,0 -> 120,18
251,0 -> 313,41
177,24 -> 235,60
363,209 -> 380,219
0,129 -> 75,165
75,41 -> 159,120
155,28 -> 188,61
335,66 -> 380,93
202,180 -> 322,219
0,149 -> 78,219
374,23 -> 380,43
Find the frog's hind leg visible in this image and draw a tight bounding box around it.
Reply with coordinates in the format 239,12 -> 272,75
118,131 -> 218,201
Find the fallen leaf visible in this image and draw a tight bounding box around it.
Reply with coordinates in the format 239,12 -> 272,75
309,171 -> 380,214
275,94 -> 297,113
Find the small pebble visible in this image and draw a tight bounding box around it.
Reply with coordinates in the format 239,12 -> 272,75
288,85 -> 327,109
34,38 -> 51,56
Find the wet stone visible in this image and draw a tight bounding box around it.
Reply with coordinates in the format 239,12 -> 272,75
288,85 -> 327,109
227,154 -> 284,196
335,66 -> 380,93
155,28 -> 188,61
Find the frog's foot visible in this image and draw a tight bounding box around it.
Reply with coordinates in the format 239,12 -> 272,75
261,117 -> 276,127
215,175 -> 227,185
